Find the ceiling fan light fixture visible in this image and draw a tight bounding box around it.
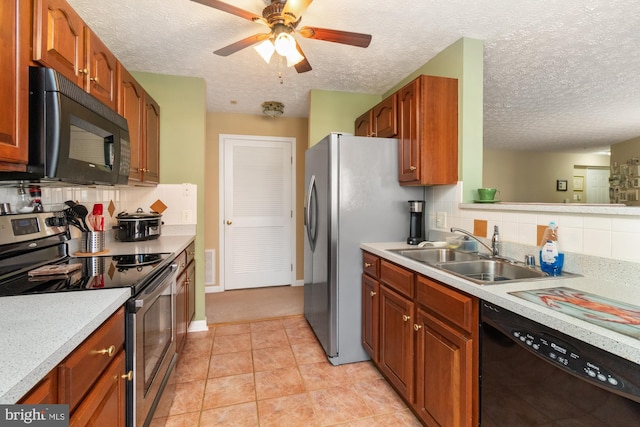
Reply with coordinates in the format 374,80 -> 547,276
254,39 -> 275,63
274,32 -> 296,56
285,48 -> 305,66
262,101 -> 284,118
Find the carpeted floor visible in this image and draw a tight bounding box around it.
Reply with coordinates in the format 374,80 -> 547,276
205,285 -> 304,325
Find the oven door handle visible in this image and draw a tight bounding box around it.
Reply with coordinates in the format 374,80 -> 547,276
129,263 -> 177,313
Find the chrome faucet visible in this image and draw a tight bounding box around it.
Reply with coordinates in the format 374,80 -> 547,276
450,226 -> 501,256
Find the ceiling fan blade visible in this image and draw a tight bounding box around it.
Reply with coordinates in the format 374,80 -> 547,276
298,26 -> 372,48
191,0 -> 262,23
214,33 -> 271,56
294,42 -> 312,73
283,0 -> 314,21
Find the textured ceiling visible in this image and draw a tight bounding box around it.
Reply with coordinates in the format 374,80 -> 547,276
66,0 -> 640,152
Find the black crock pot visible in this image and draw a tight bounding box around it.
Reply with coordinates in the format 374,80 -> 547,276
115,208 -> 162,241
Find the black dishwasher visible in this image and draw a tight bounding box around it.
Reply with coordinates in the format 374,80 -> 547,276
481,301 -> 640,426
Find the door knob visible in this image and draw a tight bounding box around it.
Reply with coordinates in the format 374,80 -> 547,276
226,220 -> 232,225
402,315 -> 410,322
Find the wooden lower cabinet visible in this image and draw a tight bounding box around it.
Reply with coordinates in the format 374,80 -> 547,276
69,350 -> 126,427
176,241 -> 196,353
361,273 -> 379,360
379,285 -> 415,402
176,268 -> 188,353
362,251 -> 479,426
19,307 -> 128,427
415,309 -> 474,427
18,370 -> 57,404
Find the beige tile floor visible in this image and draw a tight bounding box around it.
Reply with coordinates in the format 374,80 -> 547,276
150,315 -> 421,426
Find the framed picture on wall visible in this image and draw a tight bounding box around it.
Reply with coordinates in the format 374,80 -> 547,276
557,180 -> 568,191
573,176 -> 584,192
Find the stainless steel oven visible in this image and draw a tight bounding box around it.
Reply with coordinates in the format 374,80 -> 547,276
481,301 -> 640,426
0,212 -> 180,427
127,261 -> 178,427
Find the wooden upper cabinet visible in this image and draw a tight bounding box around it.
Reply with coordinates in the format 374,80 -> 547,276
118,65 -> 144,182
118,67 -> 161,185
354,94 -> 397,138
85,28 -> 118,110
33,0 -> 118,109
354,110 -> 373,137
0,0 -> 30,170
398,79 -> 421,183
372,93 -> 398,138
398,75 -> 458,186
33,0 -> 86,87
143,95 -> 161,184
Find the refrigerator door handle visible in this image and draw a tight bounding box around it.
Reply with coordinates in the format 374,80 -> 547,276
305,175 -> 318,252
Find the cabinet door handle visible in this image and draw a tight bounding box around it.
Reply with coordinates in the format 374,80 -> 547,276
121,370 -> 133,381
402,315 -> 410,322
409,166 -> 417,171
364,262 -> 373,268
93,344 -> 116,357
90,76 -> 100,84
79,68 -> 88,74
226,220 -> 232,225
370,291 -> 376,297
413,324 -> 422,331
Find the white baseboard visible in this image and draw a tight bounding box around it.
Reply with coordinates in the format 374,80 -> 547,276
188,319 -> 209,332
293,279 -> 304,287
205,284 -> 224,293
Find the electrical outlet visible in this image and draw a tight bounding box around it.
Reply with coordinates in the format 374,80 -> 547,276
436,211 -> 447,229
182,210 -> 193,223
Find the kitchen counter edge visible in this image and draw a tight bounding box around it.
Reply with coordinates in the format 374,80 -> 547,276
361,242 -> 640,365
0,234 -> 196,403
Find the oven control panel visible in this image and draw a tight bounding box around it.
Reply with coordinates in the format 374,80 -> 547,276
0,212 -> 67,245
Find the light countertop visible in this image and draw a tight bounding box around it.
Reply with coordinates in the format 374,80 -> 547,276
362,242 -> 640,365
0,234 -> 196,403
0,289 -> 131,403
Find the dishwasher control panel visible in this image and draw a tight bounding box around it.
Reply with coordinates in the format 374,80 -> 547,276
482,301 -> 640,400
510,328 -> 623,389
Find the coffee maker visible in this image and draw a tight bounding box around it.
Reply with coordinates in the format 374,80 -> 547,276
407,200 -> 424,245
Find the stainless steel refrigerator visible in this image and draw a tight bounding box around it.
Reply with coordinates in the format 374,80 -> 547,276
304,133 -> 424,365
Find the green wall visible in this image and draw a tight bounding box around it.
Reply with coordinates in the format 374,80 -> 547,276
307,37 -> 484,201
132,71 -> 207,322
308,91 -> 381,146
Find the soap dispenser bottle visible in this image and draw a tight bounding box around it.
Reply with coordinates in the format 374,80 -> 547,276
539,222 -> 564,276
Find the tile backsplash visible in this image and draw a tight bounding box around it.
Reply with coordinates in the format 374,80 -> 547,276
0,183 -> 197,234
424,182 -> 640,287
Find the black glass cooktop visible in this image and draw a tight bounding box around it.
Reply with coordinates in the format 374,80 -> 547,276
0,253 -> 173,297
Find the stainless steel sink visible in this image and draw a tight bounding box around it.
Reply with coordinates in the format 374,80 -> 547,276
391,248 -> 482,265
438,259 -> 549,284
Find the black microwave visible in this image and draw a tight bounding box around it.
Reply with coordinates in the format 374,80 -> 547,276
1,67 -> 130,185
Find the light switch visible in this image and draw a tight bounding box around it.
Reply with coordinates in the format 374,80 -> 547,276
436,211 -> 447,229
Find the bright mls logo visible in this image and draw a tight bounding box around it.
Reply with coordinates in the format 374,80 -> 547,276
1,405 -> 68,426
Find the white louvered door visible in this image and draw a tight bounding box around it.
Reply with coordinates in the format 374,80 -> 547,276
222,135 -> 294,289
